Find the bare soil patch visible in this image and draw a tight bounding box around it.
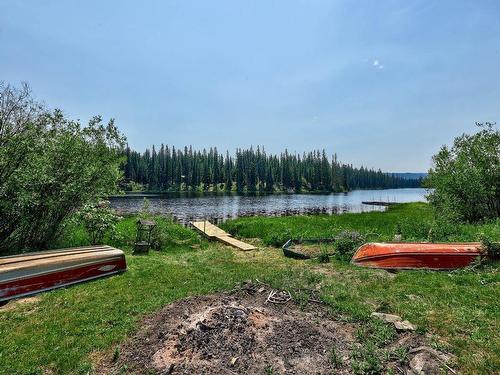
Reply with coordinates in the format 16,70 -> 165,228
99,282 -> 453,374
0,296 -> 40,313
290,244 -> 334,258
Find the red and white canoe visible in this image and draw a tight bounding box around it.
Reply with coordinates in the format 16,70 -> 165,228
0,245 -> 126,303
351,242 -> 484,270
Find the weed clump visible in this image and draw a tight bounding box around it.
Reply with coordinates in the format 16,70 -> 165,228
480,234 -> 500,257
334,231 -> 365,260
317,244 -> 332,263
329,347 -> 343,368
351,320 -> 398,374
350,341 -> 383,374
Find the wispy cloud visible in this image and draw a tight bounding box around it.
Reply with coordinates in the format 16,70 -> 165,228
373,59 -> 384,69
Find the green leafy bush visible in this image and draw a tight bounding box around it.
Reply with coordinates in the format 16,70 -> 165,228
480,234 -> 500,257
334,230 -> 365,259
0,83 -> 125,253
317,247 -> 331,263
425,122 -> 499,223
75,201 -> 122,245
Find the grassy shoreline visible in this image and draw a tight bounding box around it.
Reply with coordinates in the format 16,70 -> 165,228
222,202 -> 500,246
1,203 -> 498,374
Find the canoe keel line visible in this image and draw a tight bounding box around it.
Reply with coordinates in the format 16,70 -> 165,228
0,245 -> 126,303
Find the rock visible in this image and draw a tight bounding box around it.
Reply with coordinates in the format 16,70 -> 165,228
371,312 -> 416,331
409,346 -> 454,362
408,346 -> 455,375
371,312 -> 402,323
196,321 -> 214,332
409,352 -> 428,374
394,320 -> 416,331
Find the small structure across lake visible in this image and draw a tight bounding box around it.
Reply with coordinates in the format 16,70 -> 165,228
190,221 -> 256,251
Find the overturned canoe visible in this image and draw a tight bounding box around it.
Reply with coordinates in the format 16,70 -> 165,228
352,242 -> 484,270
0,245 -> 126,303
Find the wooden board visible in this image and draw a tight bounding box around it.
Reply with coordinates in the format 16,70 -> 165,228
217,236 -> 257,251
190,221 -> 256,251
190,221 -> 230,238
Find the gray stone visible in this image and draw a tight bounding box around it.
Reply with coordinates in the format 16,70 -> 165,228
370,312 -> 402,323
408,346 -> 456,375
394,319 -> 416,331
371,312 -> 416,331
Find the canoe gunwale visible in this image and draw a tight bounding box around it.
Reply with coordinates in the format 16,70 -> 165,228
0,246 -> 117,266
0,256 -> 126,283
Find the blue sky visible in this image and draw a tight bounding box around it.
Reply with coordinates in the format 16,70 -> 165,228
1,1 -> 499,171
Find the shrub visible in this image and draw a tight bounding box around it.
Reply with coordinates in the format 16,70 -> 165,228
334,231 -> 365,260
75,201 -> 122,245
317,247 -> 331,263
120,180 -> 145,192
425,122 -> 499,223
480,234 -> 500,257
0,83 -> 125,253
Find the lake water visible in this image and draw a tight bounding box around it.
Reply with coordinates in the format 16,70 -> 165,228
109,188 -> 427,224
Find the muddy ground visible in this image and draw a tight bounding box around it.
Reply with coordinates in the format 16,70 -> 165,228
99,282 -> 454,374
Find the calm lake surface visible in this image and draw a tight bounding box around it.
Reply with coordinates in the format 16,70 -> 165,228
109,188 -> 427,224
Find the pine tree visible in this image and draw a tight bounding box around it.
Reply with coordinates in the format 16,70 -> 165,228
122,145 -> 421,192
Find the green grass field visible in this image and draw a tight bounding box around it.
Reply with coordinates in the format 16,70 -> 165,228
0,204 -> 498,374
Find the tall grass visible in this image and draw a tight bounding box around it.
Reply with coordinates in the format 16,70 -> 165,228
222,203 -> 500,246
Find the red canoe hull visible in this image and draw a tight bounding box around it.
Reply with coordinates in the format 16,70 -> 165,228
351,242 -> 484,270
0,246 -> 126,302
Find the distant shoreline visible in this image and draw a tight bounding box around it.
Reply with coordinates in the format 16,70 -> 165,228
108,187 -> 427,199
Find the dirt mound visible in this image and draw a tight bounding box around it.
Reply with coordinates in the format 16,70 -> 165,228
99,282 -> 454,374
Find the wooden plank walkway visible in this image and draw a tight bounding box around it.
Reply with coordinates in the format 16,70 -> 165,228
190,221 -> 256,251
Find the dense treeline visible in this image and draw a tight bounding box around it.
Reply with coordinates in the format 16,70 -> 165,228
123,145 -> 421,192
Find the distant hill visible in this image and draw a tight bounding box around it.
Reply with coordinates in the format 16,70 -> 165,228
390,173 -> 427,180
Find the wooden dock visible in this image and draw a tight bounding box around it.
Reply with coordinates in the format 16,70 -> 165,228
190,221 -> 256,251
361,201 -> 398,207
